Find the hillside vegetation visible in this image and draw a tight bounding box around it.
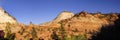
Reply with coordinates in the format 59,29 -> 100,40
0,8 -> 120,40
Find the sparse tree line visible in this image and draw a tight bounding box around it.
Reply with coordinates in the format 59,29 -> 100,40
0,22 -> 87,40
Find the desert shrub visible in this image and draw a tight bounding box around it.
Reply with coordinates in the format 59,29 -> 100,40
31,27 -> 37,39
4,33 -> 15,40
57,23 -> 87,40
47,28 -> 50,31
51,22 -> 67,40
59,23 -> 66,40
5,23 -> 11,37
4,22 -> 15,40
51,29 -> 60,40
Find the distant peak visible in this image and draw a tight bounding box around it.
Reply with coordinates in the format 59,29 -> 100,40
53,11 -> 74,22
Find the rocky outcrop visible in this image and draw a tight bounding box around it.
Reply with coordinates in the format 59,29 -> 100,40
0,7 -> 17,24
53,11 -> 74,22
0,7 -> 18,32
40,11 -> 74,26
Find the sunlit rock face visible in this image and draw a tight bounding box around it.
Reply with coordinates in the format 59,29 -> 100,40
0,7 -> 18,31
40,11 -> 74,26
0,7 -> 17,24
53,11 -> 74,22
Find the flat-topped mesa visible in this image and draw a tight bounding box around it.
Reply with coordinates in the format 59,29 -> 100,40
53,11 -> 74,22
0,7 -> 17,24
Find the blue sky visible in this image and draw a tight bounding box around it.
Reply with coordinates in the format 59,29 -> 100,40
0,0 -> 120,24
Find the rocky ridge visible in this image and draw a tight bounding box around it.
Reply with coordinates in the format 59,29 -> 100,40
0,7 -> 119,40
40,11 -> 74,27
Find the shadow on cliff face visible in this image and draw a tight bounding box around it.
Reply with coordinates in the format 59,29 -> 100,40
90,14 -> 120,40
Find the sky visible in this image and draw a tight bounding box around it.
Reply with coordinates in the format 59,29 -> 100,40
0,0 -> 120,24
